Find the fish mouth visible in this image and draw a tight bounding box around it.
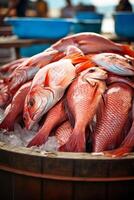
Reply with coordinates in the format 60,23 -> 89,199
27,88 -> 54,130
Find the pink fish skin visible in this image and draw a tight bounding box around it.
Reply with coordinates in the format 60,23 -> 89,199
23,58 -> 76,130
0,81 -> 31,131
107,74 -> 134,89
63,67 -> 107,152
93,83 -> 133,152
55,121 -> 73,151
27,99 -> 67,147
6,50 -> 64,93
47,32 -> 134,57
91,53 -> 134,76
0,83 -> 10,107
0,58 -> 28,75
103,99 -> 134,157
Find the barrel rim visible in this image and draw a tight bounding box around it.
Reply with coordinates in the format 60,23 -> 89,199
0,141 -> 134,160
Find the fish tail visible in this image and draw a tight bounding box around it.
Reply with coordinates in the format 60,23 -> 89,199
0,118 -> 13,131
27,128 -> 49,147
122,44 -> 134,58
62,126 -> 86,152
103,146 -> 131,157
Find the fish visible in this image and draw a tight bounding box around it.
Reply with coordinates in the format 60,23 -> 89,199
47,32 -> 134,57
0,81 -> 31,131
107,74 -> 134,88
27,99 -> 67,147
0,57 -> 28,74
90,53 -> 134,76
61,67 -> 107,152
92,83 -> 133,152
103,99 -> 134,157
0,83 -> 10,107
55,121 -> 73,151
7,65 -> 40,94
23,57 -> 78,130
6,50 -> 64,93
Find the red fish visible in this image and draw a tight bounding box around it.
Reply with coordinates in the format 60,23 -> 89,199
0,57 -> 28,75
47,32 -> 134,57
62,67 -> 107,152
92,83 -> 133,152
103,99 -> 134,157
90,53 -> 134,76
0,83 -> 10,107
6,50 -> 64,93
27,99 -> 67,147
23,57 -> 77,130
107,74 -> 134,88
55,121 -> 73,151
0,81 -> 31,131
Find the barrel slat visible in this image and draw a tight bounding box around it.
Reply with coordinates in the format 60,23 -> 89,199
43,180 -> 73,200
108,159 -> 134,177
74,159 -> 109,177
107,181 -> 134,200
42,157 -> 74,176
10,152 -> 42,173
12,175 -> 41,200
0,144 -> 134,200
74,182 -> 107,200
0,171 -> 12,200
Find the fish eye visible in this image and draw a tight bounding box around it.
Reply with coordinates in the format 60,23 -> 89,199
127,59 -> 133,65
88,68 -> 96,73
28,98 -> 35,107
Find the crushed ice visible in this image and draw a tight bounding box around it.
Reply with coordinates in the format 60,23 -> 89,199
0,109 -> 59,151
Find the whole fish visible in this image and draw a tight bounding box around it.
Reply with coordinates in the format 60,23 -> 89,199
0,81 -> 31,131
27,99 -> 67,147
92,83 -> 133,152
23,57 -> 78,130
47,32 -> 134,57
90,53 -> 134,76
103,99 -> 134,157
61,67 -> 107,152
55,121 -> 73,151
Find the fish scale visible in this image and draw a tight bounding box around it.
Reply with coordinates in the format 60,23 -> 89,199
93,83 -> 133,152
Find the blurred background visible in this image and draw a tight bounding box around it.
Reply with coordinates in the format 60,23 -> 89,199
0,0 -> 134,62
0,0 -> 134,32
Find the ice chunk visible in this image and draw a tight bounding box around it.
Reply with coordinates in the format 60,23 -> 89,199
0,108 -> 5,123
40,136 -> 59,152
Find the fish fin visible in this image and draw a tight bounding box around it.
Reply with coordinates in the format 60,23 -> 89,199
122,44 -> 134,58
66,45 -> 84,56
103,146 -> 130,157
66,53 -> 89,64
27,132 -> 48,147
76,60 -> 95,74
44,69 -> 50,87
52,52 -> 65,62
63,128 -> 86,152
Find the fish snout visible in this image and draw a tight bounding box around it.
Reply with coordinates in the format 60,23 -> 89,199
23,111 -> 34,130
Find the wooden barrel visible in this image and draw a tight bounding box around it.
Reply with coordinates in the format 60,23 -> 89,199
0,141 -> 134,200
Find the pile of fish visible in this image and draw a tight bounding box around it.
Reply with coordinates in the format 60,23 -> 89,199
0,32 -> 134,157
